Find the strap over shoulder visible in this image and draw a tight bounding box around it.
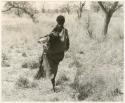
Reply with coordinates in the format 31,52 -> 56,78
51,31 -> 58,37
59,28 -> 66,42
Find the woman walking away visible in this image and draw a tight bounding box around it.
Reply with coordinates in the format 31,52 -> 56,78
34,15 -> 70,92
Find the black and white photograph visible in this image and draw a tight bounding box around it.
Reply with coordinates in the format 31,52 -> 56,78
1,0 -> 124,101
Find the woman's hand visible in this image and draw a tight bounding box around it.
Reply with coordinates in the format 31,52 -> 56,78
38,36 -> 50,44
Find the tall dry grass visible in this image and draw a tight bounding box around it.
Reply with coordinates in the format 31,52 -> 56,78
2,9 -> 123,101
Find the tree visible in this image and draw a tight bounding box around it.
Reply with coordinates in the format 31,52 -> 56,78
2,1 -> 39,23
65,3 -> 70,14
41,0 -> 45,13
77,1 -> 86,19
98,1 -> 122,36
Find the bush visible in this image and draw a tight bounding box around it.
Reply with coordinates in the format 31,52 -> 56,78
22,62 -> 28,68
2,60 -> 10,67
15,76 -> 38,88
77,83 -> 94,100
22,61 -> 39,69
30,62 -> 39,69
2,53 -> 10,67
16,77 -> 30,88
56,73 -> 69,86
2,53 -> 8,61
22,52 -> 27,57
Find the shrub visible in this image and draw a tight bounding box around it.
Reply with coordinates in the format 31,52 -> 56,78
111,88 -> 123,96
2,60 -> 10,67
15,76 -> 38,88
22,61 -> 39,69
2,53 -> 8,61
56,73 -> 69,86
2,53 -> 10,67
16,77 -> 30,88
77,83 -> 94,100
22,52 -> 27,57
30,62 -> 39,69
22,62 -> 28,68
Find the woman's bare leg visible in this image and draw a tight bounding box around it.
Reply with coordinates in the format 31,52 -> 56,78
51,66 -> 58,92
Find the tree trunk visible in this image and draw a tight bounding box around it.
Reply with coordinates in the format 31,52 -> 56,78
103,13 -> 112,36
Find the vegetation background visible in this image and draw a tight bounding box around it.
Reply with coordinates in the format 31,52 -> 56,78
1,0 -> 124,101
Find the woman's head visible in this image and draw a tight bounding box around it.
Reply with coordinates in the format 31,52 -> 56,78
56,15 -> 65,26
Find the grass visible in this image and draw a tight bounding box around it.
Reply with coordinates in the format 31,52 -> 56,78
2,53 -> 10,67
22,61 -> 39,69
15,76 -> 38,89
56,73 -> 69,86
1,9 -> 123,101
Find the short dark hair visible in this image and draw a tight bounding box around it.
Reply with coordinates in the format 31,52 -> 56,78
56,15 -> 65,25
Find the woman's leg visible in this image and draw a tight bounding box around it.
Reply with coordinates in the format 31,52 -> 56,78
51,63 -> 58,92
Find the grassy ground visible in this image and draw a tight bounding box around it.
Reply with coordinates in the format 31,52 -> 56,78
1,11 -> 124,101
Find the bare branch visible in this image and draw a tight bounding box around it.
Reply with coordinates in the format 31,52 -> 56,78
110,1 -> 119,13
114,4 -> 123,11
2,7 -> 13,12
98,2 -> 107,14
111,2 -> 119,10
81,1 -> 86,7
